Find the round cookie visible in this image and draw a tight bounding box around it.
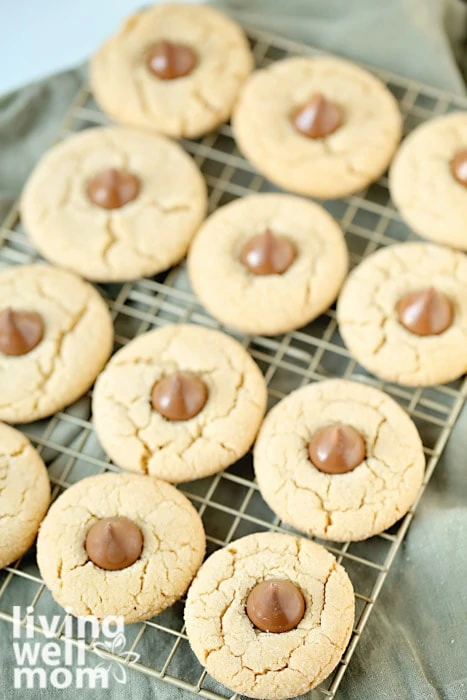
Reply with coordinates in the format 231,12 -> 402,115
337,242 -> 467,386
390,112 -> 467,250
90,4 -> 253,139
185,532 -> 354,700
0,424 -> 50,569
92,324 -> 267,482
0,264 -> 113,423
254,380 -> 425,542
233,56 -> 402,199
21,127 -> 207,282
188,194 -> 348,335
37,472 -> 205,623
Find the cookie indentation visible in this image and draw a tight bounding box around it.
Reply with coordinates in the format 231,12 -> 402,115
188,193 -> 348,336
308,423 -> 366,475
85,516 -> 144,571
92,324 -> 267,482
21,127 -> 207,282
397,287 -> 454,337
146,41 -> 197,80
86,168 -> 140,210
90,4 -> 253,139
151,371 -> 208,421
254,379 -> 425,541
240,228 -> 297,276
0,308 -> 44,356
246,579 -> 306,633
0,264 -> 113,423
389,113 -> 467,250
338,242 -> 467,386
233,57 -> 402,199
292,93 -> 343,139
185,532 -> 355,698
37,472 -> 206,623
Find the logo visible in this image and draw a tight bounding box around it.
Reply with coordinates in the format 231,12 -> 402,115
12,606 -> 140,689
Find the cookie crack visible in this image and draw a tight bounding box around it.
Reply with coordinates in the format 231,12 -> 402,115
202,549 -> 343,689
265,398 -> 419,529
369,415 -> 388,455
0,483 -> 30,520
342,268 -> 446,381
30,302 -> 90,411
102,348 -> 256,475
249,115 -> 395,182
0,442 -> 28,460
189,86 -> 224,120
33,277 -> 80,316
133,72 -> 155,123
102,216 -> 118,265
320,562 -> 337,628
147,200 -> 191,216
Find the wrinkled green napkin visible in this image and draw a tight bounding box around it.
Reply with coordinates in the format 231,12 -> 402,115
0,2 -> 466,699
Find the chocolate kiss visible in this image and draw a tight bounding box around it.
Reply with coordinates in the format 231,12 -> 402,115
240,228 -> 297,276
147,40 -> 197,80
86,168 -> 140,210
151,371 -> 208,421
308,423 -> 366,475
397,287 -> 454,336
450,149 -> 467,187
246,579 -> 306,633
85,517 -> 144,571
292,93 -> 343,139
0,308 -> 44,356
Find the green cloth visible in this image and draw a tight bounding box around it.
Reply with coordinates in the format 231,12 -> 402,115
0,2 -> 466,699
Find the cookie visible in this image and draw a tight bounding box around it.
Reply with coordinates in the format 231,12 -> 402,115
92,324 -> 267,482
90,4 -> 253,139
185,532 -> 354,699
188,194 -> 348,335
337,242 -> 467,386
0,264 -> 113,423
21,127 -> 207,282
0,424 -> 50,569
233,56 -> 402,199
390,112 -> 467,250
254,380 -> 425,542
37,472 -> 205,623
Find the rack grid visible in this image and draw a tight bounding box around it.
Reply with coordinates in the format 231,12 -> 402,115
1,25 -> 467,700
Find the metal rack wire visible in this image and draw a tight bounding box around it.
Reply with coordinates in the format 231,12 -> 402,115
1,25 -> 467,700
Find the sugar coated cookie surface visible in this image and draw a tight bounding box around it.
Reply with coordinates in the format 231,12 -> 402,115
233,56 -> 402,198
338,242 -> 467,386
0,264 -> 113,423
21,127 -> 207,282
254,380 -> 425,542
0,423 -> 50,569
185,532 -> 354,699
390,112 -> 467,250
90,4 -> 253,138
92,324 -> 267,482
37,472 -> 205,623
188,193 -> 348,335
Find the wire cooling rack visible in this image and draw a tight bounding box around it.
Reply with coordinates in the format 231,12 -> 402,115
1,24 -> 467,700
